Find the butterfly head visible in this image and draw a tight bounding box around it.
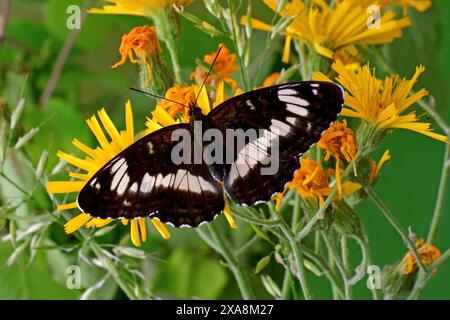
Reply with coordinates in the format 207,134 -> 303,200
188,102 -> 205,121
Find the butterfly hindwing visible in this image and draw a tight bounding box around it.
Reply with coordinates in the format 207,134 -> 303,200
77,81 -> 343,226
77,124 -> 225,227
207,81 -> 344,205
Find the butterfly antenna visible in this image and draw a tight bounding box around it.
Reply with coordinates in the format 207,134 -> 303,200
128,87 -> 188,108
194,45 -> 223,105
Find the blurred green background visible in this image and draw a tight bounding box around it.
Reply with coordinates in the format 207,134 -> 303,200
0,0 -> 449,299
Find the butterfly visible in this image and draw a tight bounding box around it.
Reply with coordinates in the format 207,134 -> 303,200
77,81 -> 344,227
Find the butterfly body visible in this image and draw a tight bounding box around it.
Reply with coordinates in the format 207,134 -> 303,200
77,82 -> 344,227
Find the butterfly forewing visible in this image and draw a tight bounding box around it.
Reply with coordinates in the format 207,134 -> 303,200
77,124 -> 225,227
77,81 -> 343,227
207,81 -> 344,205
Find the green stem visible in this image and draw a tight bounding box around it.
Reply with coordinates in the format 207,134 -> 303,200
236,234 -> 260,256
269,203 -> 313,300
281,269 -> 292,300
365,186 -> 428,274
426,143 -> 450,244
87,238 -> 139,300
341,236 -> 350,275
291,193 -> 302,232
230,205 -> 281,226
227,0 -> 249,91
416,98 -> 450,136
55,213 -> 139,300
322,232 -> 352,300
409,141 -> 449,299
0,171 -> 32,199
165,39 -> 183,84
407,248 -> 450,300
151,10 -> 183,84
360,223 -> 380,300
296,155 -> 360,240
302,247 -> 345,299
203,223 -> 255,300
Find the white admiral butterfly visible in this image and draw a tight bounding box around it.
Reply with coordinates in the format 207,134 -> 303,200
76,81 -> 344,227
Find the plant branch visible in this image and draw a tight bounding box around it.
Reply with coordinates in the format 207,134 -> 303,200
426,143 -> 450,243
407,248 -> 450,300
296,154 -> 360,241
322,232 -> 352,300
203,223 -> 255,299
269,203 -> 313,300
39,3 -> 86,107
365,186 -> 428,273
0,0 -> 11,47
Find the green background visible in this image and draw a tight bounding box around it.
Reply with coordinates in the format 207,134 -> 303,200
0,0 -> 449,299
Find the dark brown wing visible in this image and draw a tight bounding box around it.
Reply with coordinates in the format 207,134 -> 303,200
77,124 -> 224,227
207,81 -> 343,205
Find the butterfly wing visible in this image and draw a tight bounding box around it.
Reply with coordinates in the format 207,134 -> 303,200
207,81 -> 344,205
77,124 -> 224,227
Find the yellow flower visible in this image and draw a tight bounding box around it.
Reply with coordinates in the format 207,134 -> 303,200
393,0 -> 432,14
112,25 -> 161,81
47,102 -> 171,247
400,239 -> 441,275
319,120 -> 356,163
88,0 -> 192,17
313,60 -> 448,142
318,120 -> 357,196
334,46 -> 363,71
156,85 -> 196,123
262,72 -> 281,87
146,82 -> 239,229
242,0 -> 411,62
276,155 -> 362,210
369,150 -> 391,184
190,44 -> 239,88
289,158 -> 332,207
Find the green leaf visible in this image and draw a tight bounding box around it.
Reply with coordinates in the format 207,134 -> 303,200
44,0 -> 113,51
152,248 -> 228,299
23,97 -> 93,167
0,244 -> 78,299
254,253 -> 272,274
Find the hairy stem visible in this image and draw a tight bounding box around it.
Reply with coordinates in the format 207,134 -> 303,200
202,224 -> 255,299
269,203 -> 313,300
365,186 -> 427,273
408,248 -> 450,300
322,232 -> 352,300
426,143 -> 450,244
0,0 -> 11,47
297,154 -> 360,241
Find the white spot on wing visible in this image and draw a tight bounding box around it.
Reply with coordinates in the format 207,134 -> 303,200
286,103 -> 308,117
117,174 -> 130,195
246,99 -> 256,111
140,173 -> 154,193
111,158 -> 125,173
286,117 -> 297,125
278,88 -> 297,95
187,173 -> 202,194
270,119 -> 292,137
129,182 -> 138,192
147,142 -> 154,154
198,176 -> 218,192
278,94 -> 310,107
111,160 -> 128,190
